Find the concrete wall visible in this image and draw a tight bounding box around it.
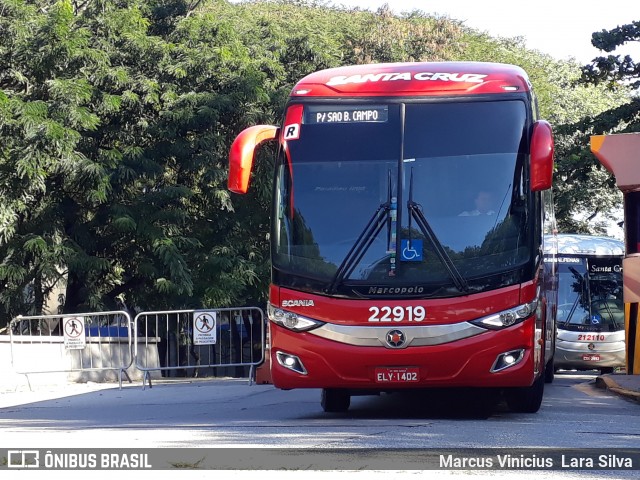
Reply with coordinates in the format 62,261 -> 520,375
0,335 -> 161,390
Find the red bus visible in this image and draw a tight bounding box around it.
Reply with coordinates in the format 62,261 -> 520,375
228,62 -> 556,414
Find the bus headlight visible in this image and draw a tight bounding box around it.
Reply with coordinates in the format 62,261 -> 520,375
267,303 -> 324,332
470,300 -> 538,330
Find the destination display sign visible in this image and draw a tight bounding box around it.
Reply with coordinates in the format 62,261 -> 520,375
305,105 -> 388,124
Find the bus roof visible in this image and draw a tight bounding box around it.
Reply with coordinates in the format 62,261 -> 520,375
290,62 -> 532,98
545,233 -> 625,256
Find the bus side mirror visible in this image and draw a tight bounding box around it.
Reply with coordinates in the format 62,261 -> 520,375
228,125 -> 279,194
530,120 -> 554,192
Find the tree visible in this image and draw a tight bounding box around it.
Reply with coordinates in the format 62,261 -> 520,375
0,0 -> 277,327
552,18 -> 640,234
0,0 -> 110,320
582,20 -> 640,91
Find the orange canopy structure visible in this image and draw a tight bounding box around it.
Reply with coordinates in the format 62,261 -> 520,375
591,132 -> 640,374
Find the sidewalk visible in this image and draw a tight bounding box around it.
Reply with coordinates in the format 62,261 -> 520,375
595,374 -> 640,403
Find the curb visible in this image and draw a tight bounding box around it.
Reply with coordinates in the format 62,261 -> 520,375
595,375 -> 640,403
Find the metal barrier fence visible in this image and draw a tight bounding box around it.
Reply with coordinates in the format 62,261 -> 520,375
9,311 -> 134,389
134,307 -> 265,389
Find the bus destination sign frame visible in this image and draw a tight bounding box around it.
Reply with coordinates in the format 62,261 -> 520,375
305,105 -> 388,125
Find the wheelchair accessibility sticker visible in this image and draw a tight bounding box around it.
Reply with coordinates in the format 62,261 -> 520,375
400,239 -> 423,262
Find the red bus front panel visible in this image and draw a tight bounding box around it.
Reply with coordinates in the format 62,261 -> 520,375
270,319 -> 536,390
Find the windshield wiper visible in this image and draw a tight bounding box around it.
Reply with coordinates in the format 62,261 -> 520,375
326,171 -> 393,294
562,292 -> 582,327
595,299 -> 622,330
563,268 -> 587,327
406,169 -> 469,293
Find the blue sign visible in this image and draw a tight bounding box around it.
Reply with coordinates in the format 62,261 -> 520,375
400,239 -> 423,262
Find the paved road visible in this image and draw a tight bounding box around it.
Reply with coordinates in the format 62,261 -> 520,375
1,372 -> 638,479
3,373 -> 638,446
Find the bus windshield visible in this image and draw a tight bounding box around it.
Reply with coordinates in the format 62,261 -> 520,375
273,99 -> 532,296
557,257 -> 624,332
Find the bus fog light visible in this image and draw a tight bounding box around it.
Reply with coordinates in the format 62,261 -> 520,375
276,351 -> 308,375
491,349 -> 525,373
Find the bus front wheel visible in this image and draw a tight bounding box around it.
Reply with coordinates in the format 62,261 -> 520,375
321,388 -> 350,413
504,373 -> 545,413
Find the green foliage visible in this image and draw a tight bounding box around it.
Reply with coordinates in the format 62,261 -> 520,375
0,0 -> 634,328
561,19 -> 640,234
582,20 -> 640,90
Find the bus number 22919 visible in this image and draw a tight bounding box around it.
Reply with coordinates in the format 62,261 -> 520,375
368,306 -> 426,323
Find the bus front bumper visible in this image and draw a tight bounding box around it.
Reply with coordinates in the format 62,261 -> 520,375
554,340 -> 625,370
269,320 -> 540,390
